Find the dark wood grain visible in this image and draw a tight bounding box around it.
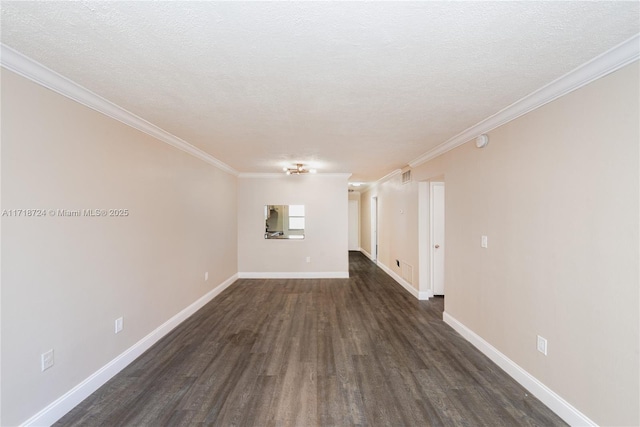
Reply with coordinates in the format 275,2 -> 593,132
55,252 -> 566,426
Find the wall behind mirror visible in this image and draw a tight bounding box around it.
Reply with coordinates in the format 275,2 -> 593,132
238,174 -> 349,276
265,204 -> 305,239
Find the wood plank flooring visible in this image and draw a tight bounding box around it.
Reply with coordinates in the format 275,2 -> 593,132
56,252 -> 566,426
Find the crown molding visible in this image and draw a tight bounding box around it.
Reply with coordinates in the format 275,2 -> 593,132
410,33 -> 640,168
358,168 -> 401,193
238,173 -> 284,178
369,168 -> 402,188
0,43 -> 239,176
238,172 -> 352,179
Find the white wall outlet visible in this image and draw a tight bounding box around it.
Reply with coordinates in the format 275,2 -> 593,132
41,349 -> 54,372
537,335 -> 548,355
115,316 -> 123,334
306,256 -> 311,263
205,271 -> 209,281
481,235 -> 488,248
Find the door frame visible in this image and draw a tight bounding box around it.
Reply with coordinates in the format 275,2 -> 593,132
430,181 -> 445,296
371,196 -> 378,262
418,182 -> 431,300
348,199 -> 360,251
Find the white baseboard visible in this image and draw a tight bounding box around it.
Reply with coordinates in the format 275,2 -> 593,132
21,273 -> 238,427
376,261 -> 419,299
418,290 -> 433,300
359,252 -> 431,300
237,271 -> 349,279
443,312 -> 596,427
359,248 -> 375,262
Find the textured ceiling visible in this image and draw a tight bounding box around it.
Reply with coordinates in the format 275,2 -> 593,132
2,1 -> 639,182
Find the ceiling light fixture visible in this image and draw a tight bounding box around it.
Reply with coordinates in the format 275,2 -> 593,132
283,163 -> 316,175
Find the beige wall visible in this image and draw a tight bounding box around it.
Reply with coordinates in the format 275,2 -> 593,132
361,174 -> 420,289
348,191 -> 361,250
348,191 -> 361,202
1,69 -> 238,425
238,175 -> 349,276
360,193 -> 372,257
361,62 -> 639,425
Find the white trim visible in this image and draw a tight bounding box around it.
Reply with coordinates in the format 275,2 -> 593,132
237,272 -> 349,279
360,248 -> 375,262
21,273 -> 238,427
238,173 -> 284,178
377,261 -> 419,299
429,182 -> 445,296
348,199 -> 360,251
0,44 -> 238,176
373,169 -> 402,187
418,182 -> 431,300
418,291 -> 432,300
443,312 -> 597,427
376,260 -> 431,300
370,196 -> 379,262
238,173 -> 352,179
410,34 -> 640,168
365,169 -> 402,191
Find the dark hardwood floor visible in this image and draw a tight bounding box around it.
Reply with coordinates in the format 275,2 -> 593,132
56,252 -> 566,426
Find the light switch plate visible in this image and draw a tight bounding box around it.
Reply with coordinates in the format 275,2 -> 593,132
41,349 -> 54,372
537,335 -> 548,355
481,235 -> 488,248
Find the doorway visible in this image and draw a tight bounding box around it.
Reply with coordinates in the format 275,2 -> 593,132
348,199 -> 359,251
371,196 -> 378,261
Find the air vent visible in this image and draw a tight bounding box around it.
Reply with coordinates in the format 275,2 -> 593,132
402,170 -> 412,184
401,261 -> 413,284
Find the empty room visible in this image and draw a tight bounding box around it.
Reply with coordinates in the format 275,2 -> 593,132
1,2 -> 638,426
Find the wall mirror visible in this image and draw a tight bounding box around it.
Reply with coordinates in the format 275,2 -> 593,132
265,205 -> 305,239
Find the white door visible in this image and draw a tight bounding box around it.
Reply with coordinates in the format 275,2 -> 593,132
430,182 -> 445,295
348,199 -> 359,250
